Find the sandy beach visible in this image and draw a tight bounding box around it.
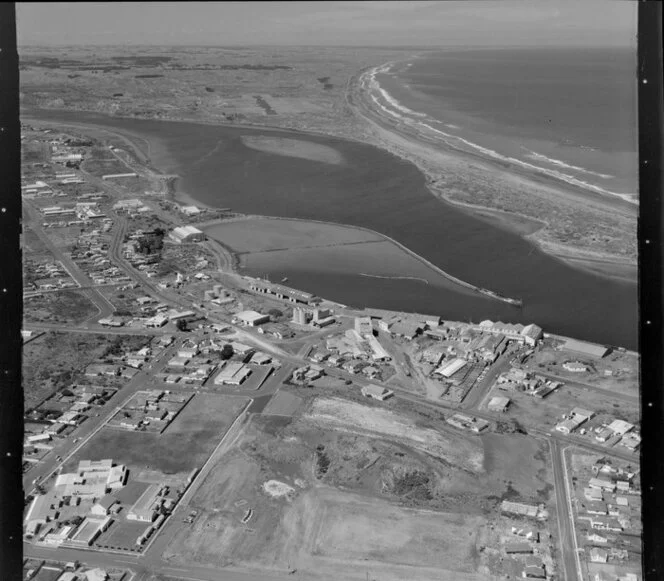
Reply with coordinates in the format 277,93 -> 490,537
346,65 -> 638,281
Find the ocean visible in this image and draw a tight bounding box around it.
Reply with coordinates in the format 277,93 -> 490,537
24,109 -> 638,349
373,47 -> 638,201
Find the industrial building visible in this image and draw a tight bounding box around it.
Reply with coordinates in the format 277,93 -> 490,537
476,320 -> 543,345
365,335 -> 391,362
127,484 -> 162,522
434,357 -> 467,378
180,205 -> 201,216
561,338 -> 609,359
214,362 -> 252,385
249,280 -> 315,304
101,172 -> 137,180
234,310 -> 271,326
487,396 -> 511,413
501,500 -> 540,518
169,225 -> 205,244
555,408 -> 595,434
69,516 -> 113,546
354,317 -> 374,337
291,307 -> 309,325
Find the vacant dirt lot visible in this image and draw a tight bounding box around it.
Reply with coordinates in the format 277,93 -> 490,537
480,433 -> 552,504
65,393 -> 248,475
304,397 -> 484,473
162,405 -> 507,580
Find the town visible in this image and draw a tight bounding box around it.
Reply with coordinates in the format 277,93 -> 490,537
20,120 -> 641,581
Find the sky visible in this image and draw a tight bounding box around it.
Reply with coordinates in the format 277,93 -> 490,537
17,1 -> 637,48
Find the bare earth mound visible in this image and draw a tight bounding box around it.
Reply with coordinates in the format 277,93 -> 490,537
304,397 -> 484,473
241,135 -> 345,165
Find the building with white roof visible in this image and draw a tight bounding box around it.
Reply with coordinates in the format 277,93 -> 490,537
180,205 -> 201,216
607,419 -> 634,436
361,385 -> 394,401
234,310 -> 270,326
561,338 -> 609,359
434,358 -> 467,378
169,225 -> 205,243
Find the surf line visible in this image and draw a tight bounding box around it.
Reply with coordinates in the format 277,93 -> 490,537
359,273 -> 430,284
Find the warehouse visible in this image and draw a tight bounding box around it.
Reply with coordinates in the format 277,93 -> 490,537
561,338 -> 609,359
234,310 -> 270,327
69,516 -> 113,546
434,357 -> 467,378
127,484 -> 161,522
214,362 -> 252,385
487,396 -> 511,413
249,280 -> 315,304
169,225 -> 205,244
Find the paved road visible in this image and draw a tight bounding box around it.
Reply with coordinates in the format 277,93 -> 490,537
24,322 -> 174,336
24,543 -> 301,581
549,439 -> 582,581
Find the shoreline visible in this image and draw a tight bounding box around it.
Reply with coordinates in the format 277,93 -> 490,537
24,108 -> 637,283
360,63 -> 638,205
201,215 -> 522,307
345,66 -> 637,281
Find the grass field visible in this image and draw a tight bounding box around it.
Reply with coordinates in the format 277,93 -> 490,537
24,290 -> 98,325
262,390 -> 302,416
112,480 -> 150,505
96,520 -> 149,552
64,393 -> 248,475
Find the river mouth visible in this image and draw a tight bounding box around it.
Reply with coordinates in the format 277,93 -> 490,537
23,109 -> 638,349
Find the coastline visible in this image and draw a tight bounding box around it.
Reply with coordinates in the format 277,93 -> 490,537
346,64 -> 638,280
359,63 -> 638,205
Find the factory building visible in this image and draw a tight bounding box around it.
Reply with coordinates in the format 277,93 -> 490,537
291,307 -> 309,325
354,317 -> 374,337
234,310 -> 270,326
169,225 -> 205,244
561,338 -> 610,359
434,358 -> 467,378
127,484 -> 162,522
249,280 -> 315,305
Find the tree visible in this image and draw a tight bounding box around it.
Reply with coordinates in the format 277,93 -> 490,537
175,318 -> 188,332
220,344 -> 234,360
268,308 -> 283,321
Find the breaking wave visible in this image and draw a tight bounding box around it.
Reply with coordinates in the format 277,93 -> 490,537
523,149 -> 614,179
361,65 -> 637,205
